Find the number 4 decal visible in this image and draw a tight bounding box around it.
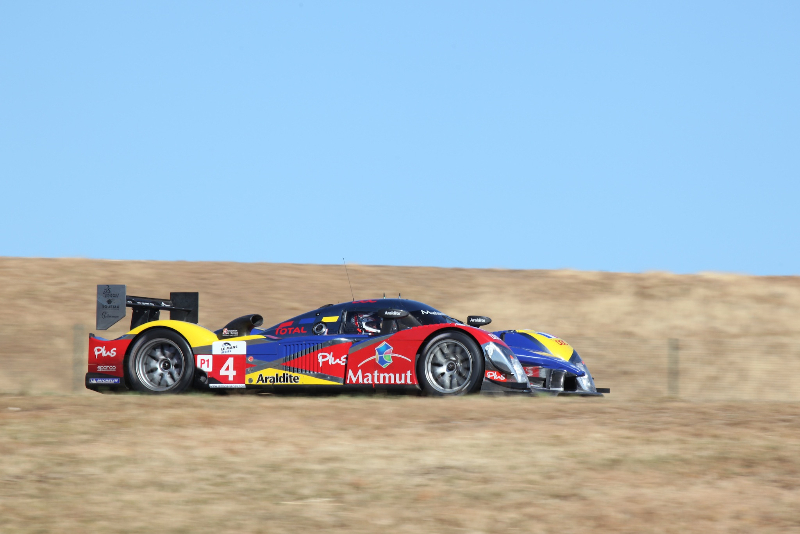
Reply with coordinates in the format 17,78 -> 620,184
220,357 -> 236,381
201,351 -> 246,387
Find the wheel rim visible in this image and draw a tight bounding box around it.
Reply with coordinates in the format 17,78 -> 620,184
424,339 -> 473,394
135,339 -> 186,392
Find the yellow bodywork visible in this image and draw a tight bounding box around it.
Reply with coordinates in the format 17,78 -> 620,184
127,320 -> 264,347
516,330 -> 575,361
245,368 -> 339,386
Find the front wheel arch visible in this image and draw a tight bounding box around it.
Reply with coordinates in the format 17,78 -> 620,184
414,327 -> 485,369
415,329 -> 485,395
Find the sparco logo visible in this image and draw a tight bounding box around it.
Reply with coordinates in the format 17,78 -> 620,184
94,347 -> 117,358
318,352 -> 346,366
97,365 -> 116,372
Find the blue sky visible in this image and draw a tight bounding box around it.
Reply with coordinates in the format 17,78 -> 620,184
1,1 -> 798,274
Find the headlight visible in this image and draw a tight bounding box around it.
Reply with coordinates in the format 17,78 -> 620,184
483,342 -> 529,384
576,364 -> 596,391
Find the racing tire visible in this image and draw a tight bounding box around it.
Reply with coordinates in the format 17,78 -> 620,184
126,328 -> 195,394
417,331 -> 484,396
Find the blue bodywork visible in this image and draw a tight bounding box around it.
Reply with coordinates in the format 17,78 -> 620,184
494,330 -> 585,376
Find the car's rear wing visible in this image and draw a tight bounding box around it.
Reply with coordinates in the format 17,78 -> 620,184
96,285 -> 199,330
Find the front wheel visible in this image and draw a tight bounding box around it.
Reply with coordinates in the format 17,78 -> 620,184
127,328 -> 195,394
417,331 -> 484,396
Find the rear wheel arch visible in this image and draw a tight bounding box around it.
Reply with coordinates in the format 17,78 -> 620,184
123,326 -> 191,373
124,326 -> 196,393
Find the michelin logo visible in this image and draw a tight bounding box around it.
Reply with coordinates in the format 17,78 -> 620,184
89,377 -> 121,385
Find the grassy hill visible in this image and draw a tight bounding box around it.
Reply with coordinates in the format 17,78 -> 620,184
1,257 -> 799,397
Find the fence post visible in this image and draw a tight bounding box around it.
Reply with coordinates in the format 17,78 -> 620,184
73,324 -> 86,393
668,338 -> 679,397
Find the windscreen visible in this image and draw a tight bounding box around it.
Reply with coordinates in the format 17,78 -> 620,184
410,307 -> 462,326
341,310 -> 423,335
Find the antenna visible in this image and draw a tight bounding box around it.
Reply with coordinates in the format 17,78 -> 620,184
343,258 -> 355,301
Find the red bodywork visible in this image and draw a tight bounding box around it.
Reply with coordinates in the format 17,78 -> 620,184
87,337 -> 130,379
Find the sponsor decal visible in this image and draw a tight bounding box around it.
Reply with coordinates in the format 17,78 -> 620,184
221,327 -> 239,337
202,346 -> 248,386
383,310 -> 403,316
99,286 -> 123,311
358,341 -> 411,369
247,368 -> 340,385
276,326 -> 308,335
102,285 -> 119,300
247,356 -> 254,362
94,346 -> 117,358
553,338 -> 568,346
485,371 -> 507,382
212,341 -> 246,355
488,333 -> 500,340
352,300 -> 377,304
347,341 -> 415,384
254,372 -> 300,385
420,310 -> 445,315
278,321 -> 293,327
89,377 -> 121,385
281,343 -> 351,378
197,355 -> 213,372
88,338 -> 128,377
208,384 -> 246,389
318,352 -> 346,366
347,368 -> 413,384
321,316 -> 339,323
347,340 -> 416,386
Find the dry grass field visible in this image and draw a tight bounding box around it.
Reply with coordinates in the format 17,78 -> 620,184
1,257 -> 800,398
2,258 -> 800,533
1,395 -> 799,533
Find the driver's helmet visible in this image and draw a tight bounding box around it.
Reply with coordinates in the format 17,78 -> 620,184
354,313 -> 381,335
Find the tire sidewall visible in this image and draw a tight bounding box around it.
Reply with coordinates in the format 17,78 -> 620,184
126,328 -> 195,394
417,330 -> 485,396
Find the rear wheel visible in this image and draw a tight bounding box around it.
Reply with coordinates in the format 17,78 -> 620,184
127,328 -> 194,394
417,331 -> 484,396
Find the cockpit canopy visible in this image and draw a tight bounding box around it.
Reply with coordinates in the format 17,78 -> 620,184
259,298 -> 464,337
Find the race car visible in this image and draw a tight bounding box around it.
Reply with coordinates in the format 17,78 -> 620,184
87,285 -> 607,396
87,285 -> 532,395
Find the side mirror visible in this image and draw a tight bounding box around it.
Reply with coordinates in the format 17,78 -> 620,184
467,316 -> 492,328
377,309 -> 409,319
